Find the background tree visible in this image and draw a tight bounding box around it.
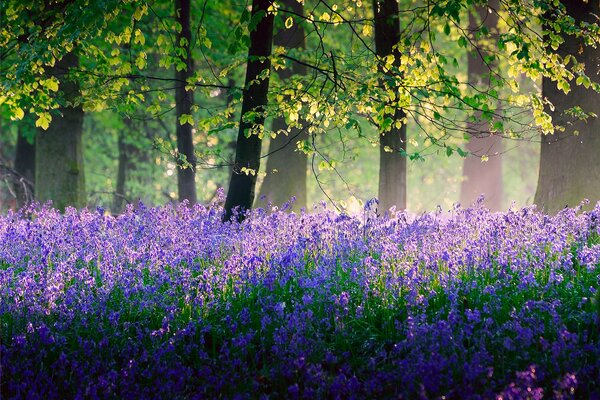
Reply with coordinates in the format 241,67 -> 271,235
36,52 -> 86,210
224,0 -> 275,221
257,0 -> 308,211
174,0 -> 197,205
460,0 -> 503,211
534,0 -> 600,213
13,122 -> 35,208
373,0 -> 407,213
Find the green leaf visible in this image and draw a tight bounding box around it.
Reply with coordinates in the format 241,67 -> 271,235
456,147 -> 468,157
240,9 -> 250,23
381,117 -> 393,132
248,10 -> 267,32
431,4 -> 444,16
179,114 -> 194,126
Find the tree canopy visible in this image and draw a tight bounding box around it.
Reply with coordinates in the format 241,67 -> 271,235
1,0 -> 599,212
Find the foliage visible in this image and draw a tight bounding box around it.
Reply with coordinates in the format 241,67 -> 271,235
3,0 -> 599,152
2,200 -> 600,397
1,0 -> 599,210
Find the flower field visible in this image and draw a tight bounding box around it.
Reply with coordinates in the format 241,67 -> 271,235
2,200 -> 600,399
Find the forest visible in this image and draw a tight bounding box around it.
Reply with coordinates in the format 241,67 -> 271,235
2,0 -> 600,398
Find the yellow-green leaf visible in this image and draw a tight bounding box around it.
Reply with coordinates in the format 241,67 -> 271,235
285,17 -> 293,29
13,107 -> 24,120
36,113 -> 51,130
179,114 -> 194,126
133,5 -> 147,21
362,24 -> 372,37
45,78 -> 59,92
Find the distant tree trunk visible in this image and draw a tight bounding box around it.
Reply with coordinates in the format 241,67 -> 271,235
373,0 -> 407,214
13,129 -> 35,208
223,78 -> 237,191
257,0 -> 308,211
460,0 -> 503,211
534,0 -> 600,213
112,118 -> 137,214
36,52 -> 85,210
175,0 -> 197,205
113,132 -> 128,213
224,0 -> 275,221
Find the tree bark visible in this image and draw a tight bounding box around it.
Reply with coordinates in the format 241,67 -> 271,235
113,131 -> 128,213
257,0 -> 308,211
373,0 -> 407,214
35,52 -> 86,210
534,0 -> 600,213
224,0 -> 275,221
460,0 -> 503,211
13,127 -> 35,208
175,0 -> 197,205
112,117 -> 138,214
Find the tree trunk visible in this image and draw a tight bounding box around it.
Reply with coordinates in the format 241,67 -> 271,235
224,0 -> 275,221
36,52 -> 85,210
175,0 -> 197,205
257,0 -> 308,211
460,0 -> 503,211
224,78 -> 237,190
113,132 -> 128,213
112,117 -> 138,214
373,0 -> 407,214
534,0 -> 600,213
13,128 -> 35,208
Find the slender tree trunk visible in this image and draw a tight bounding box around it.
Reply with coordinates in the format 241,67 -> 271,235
175,0 -> 197,205
373,0 -> 407,214
36,52 -> 85,210
258,0 -> 308,211
113,118 -> 138,213
113,132 -> 128,213
534,0 -> 600,213
460,0 -> 503,211
224,0 -> 275,221
13,128 -> 35,208
223,78 -> 237,191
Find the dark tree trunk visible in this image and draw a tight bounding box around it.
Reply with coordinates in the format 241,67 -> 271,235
36,52 -> 85,210
534,0 -> 600,213
460,0 -> 503,211
257,0 -> 308,211
13,129 -> 35,208
175,0 -> 197,205
224,0 -> 275,221
113,131 -> 128,213
373,0 -> 407,214
175,0 -> 197,204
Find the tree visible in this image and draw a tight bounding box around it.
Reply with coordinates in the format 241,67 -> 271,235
373,0 -> 407,213
534,0 -> 600,213
13,124 -> 35,208
257,0 -> 308,211
223,0 -> 275,221
175,0 -> 197,205
460,0 -> 503,211
36,52 -> 86,210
